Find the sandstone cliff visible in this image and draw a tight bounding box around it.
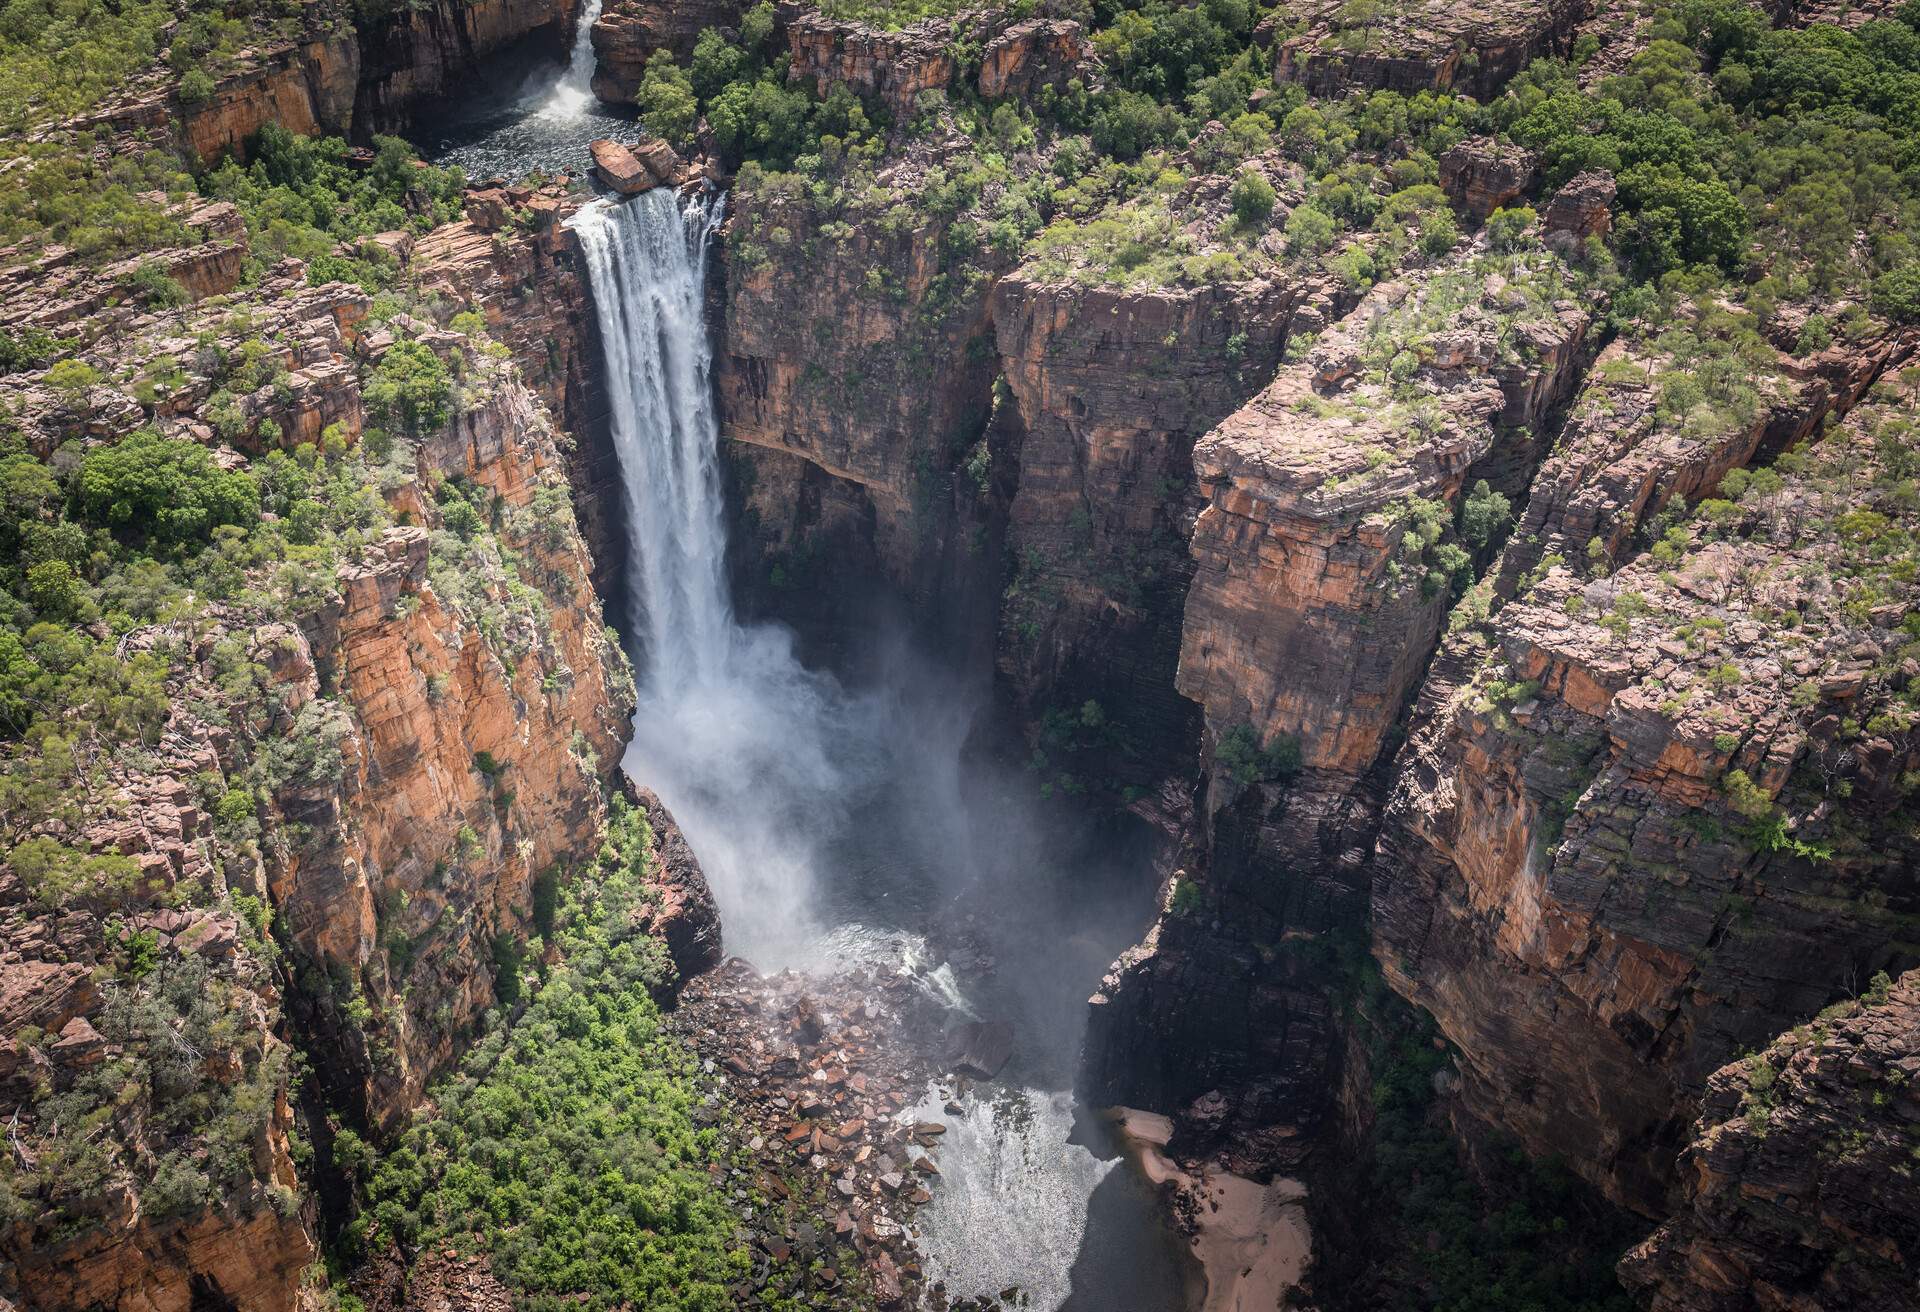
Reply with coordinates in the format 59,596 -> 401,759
72,0 -> 575,164
1618,968 -> 1920,1312
990,272 -> 1323,791
1373,371 -> 1920,1212
0,244 -> 655,1309
715,140 -> 1011,647
1270,0 -> 1592,99
591,0 -> 751,101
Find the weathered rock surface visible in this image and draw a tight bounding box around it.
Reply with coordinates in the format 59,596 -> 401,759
716,139 -> 1009,643
353,0 -> 579,133
591,0 -> 750,101
1374,376 -> 1920,1211
1620,970 -> 1920,1311
1178,246 -> 1594,808
978,19 -> 1098,99
990,271 -> 1326,784
782,6 -> 959,116
1439,137 -> 1540,224
1271,0 -> 1592,99
589,136 -> 684,193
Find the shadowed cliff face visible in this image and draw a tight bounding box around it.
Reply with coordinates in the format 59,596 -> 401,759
1619,968 -> 1920,1312
72,0 -> 580,165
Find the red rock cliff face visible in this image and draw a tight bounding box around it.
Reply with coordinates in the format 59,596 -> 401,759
591,0 -> 750,101
78,0 -> 574,163
1177,248 -> 1594,847
1270,0 -> 1593,100
271,357 -> 632,1130
715,150 -> 1010,645
354,0 -> 580,133
1619,969 -> 1920,1311
411,185 -> 628,598
1373,376 -> 1920,1212
990,272 -> 1329,784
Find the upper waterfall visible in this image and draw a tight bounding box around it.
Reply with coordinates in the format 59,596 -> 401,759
569,188 -> 731,689
545,0 -> 605,115
568,188 -> 878,966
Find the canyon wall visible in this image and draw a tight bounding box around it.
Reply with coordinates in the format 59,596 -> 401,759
0,228 -> 668,1308
1619,968 -> 1920,1310
713,153 -> 1009,653
989,273 -> 1331,791
1371,358 -> 1920,1214
75,0 -> 576,164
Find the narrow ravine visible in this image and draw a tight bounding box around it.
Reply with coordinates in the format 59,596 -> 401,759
568,186 -> 1192,1308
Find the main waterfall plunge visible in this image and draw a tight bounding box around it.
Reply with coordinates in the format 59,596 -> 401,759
571,187 -> 884,966
567,188 -> 1190,1308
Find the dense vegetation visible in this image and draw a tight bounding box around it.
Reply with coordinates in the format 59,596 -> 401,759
358,797 -> 751,1312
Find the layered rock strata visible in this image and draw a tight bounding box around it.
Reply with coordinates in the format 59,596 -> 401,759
715,142 -> 1010,645
990,273 -> 1327,787
1270,0 -> 1593,99
1374,377 -> 1920,1211
591,0 -> 751,100
1619,969 -> 1920,1311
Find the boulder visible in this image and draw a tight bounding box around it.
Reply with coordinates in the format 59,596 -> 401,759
945,1019 -> 1013,1079
589,138 -> 683,195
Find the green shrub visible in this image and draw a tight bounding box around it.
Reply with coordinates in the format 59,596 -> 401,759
1229,167 -> 1276,226
78,429 -> 260,546
364,341 -> 451,437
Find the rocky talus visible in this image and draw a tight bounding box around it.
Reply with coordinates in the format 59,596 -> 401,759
1620,969 -> 1920,1312
1374,375 -> 1920,1212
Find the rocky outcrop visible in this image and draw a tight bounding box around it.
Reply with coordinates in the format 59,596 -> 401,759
1495,320 -> 1914,600
0,198 -> 247,335
1620,970 -> 1920,1311
1271,0 -> 1592,99
978,19 -> 1098,99
411,186 -> 626,593
1373,376 -> 1920,1212
591,0 -> 750,100
1540,170 -> 1616,248
629,784 -> 724,986
275,361 -> 632,1130
589,136 -> 686,193
782,8 -> 959,117
990,272 -> 1327,787
1439,137 -> 1540,224
1177,245 -> 1595,831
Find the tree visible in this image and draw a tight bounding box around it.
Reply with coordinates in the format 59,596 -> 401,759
77,429 -> 260,546
637,54 -> 699,147
1230,167 -> 1277,226
364,340 -> 451,437
1871,264 -> 1920,324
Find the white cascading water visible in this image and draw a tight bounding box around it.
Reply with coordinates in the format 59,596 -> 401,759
567,188 -> 882,967
566,189 -> 1188,1310
542,0 -> 604,116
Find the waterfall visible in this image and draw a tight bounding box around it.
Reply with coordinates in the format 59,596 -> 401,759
544,0 -> 604,115
568,189 -> 879,966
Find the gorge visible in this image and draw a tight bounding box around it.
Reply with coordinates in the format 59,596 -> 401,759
1,0 -> 1918,1310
